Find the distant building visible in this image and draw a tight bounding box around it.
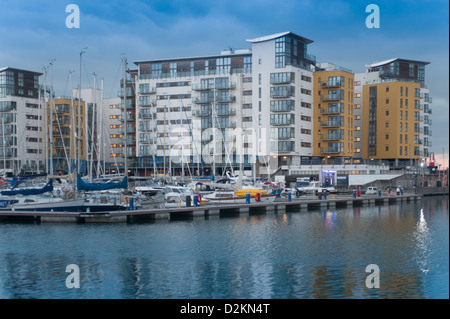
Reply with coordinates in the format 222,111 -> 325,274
0,67 -> 44,176
46,97 -> 86,175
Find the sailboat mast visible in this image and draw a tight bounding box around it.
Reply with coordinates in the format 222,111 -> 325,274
49,60 -> 54,176
99,77 -> 104,177
2,118 -> 5,177
69,71 -> 75,173
78,51 -> 83,174
123,57 -> 128,179
43,67 -> 48,175
89,73 -> 97,182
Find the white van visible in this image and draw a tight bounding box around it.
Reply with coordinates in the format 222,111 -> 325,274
365,186 -> 378,195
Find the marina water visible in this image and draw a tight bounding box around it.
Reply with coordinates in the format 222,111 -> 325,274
0,195 -> 448,299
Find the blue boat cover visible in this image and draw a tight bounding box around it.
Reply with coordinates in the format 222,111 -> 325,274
77,175 -> 127,191
1,179 -> 53,196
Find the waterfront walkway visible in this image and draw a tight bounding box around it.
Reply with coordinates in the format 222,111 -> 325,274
0,193 -> 423,223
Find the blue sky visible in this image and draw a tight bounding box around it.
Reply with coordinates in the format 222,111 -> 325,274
0,0 -> 448,163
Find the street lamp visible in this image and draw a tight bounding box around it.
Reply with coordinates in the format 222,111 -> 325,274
420,161 -> 424,187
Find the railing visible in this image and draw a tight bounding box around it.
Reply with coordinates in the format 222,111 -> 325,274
320,81 -> 344,88
138,100 -> 156,107
193,109 -> 212,117
320,134 -> 344,141
138,111 -> 156,119
138,68 -> 251,80
320,147 -> 343,154
270,90 -> 294,98
320,94 -> 344,102
139,87 -> 156,94
215,95 -> 236,103
320,106 -> 344,114
215,82 -> 236,90
192,97 -> 214,104
320,120 -> 344,128
216,108 -> 236,116
192,83 -> 214,91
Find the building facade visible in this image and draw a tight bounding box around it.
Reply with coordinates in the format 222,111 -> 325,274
46,97 -> 87,174
355,58 -> 431,169
313,63 -> 355,161
0,67 -> 44,176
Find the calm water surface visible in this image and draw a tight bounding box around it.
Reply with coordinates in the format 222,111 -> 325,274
0,196 -> 448,299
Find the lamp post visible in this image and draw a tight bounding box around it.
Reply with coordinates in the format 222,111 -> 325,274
420,161 -> 424,187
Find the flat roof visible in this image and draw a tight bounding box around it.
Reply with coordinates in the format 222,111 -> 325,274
0,66 -> 43,76
246,31 -> 313,44
134,51 -> 252,66
369,58 -> 430,68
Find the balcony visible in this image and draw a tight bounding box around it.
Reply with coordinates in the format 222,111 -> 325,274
138,99 -> 156,107
192,96 -> 214,104
320,134 -> 344,141
270,73 -> 295,85
139,87 -> 156,94
219,121 -> 236,129
270,88 -> 295,99
121,126 -> 136,134
192,83 -> 214,91
215,82 -> 236,90
117,90 -> 135,98
139,124 -> 157,132
138,111 -> 156,119
320,147 -> 344,154
320,106 -> 344,115
320,94 -> 344,102
215,95 -> 236,103
139,137 -> 157,144
121,114 -> 136,122
193,109 -> 212,117
216,108 -> 236,116
320,81 -> 344,89
320,120 -> 344,128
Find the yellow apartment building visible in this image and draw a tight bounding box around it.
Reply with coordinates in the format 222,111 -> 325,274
46,98 -> 87,173
313,68 -> 354,159
361,81 -> 421,161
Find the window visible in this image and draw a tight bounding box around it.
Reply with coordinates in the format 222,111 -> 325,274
216,57 -> 231,74
386,99 -> 389,104
386,87 -> 389,92
386,146 -> 389,151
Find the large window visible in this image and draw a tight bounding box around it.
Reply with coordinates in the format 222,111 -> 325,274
216,57 -> 231,74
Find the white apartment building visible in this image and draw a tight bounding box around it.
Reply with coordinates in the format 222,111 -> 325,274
128,31 -> 317,178
0,67 -> 44,176
247,32 -> 316,176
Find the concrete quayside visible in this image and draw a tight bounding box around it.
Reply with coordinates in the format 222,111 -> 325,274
0,193 -> 423,223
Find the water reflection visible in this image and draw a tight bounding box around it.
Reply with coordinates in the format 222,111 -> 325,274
0,196 -> 447,299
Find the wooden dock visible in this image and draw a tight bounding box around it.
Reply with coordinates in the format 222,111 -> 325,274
0,193 -> 423,223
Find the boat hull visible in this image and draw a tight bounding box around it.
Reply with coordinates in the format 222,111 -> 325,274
2,199 -> 127,212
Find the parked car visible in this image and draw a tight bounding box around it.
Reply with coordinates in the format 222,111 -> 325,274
365,186 -> 378,195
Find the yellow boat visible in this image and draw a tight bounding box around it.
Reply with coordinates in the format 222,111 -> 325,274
234,189 -> 267,197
